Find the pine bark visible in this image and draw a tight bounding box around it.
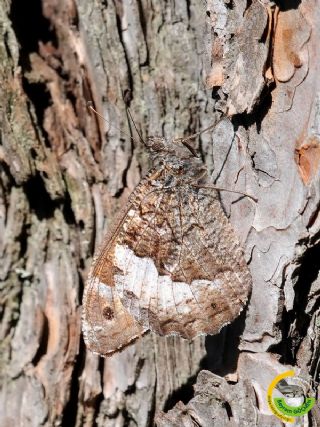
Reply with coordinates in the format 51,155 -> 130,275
0,1 -> 319,426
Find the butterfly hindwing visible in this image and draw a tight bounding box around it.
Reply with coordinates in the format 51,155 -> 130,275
112,179 -> 251,338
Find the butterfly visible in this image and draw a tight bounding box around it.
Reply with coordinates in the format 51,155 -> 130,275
82,128 -> 253,356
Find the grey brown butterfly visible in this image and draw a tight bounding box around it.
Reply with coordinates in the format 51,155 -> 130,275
82,131 -> 252,356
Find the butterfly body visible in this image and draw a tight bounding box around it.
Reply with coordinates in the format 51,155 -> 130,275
82,136 -> 252,356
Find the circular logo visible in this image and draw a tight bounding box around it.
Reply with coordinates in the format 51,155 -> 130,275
267,370 -> 315,423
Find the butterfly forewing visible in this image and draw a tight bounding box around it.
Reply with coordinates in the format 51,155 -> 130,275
82,201 -> 150,356
82,275 -> 147,356
83,158 -> 252,351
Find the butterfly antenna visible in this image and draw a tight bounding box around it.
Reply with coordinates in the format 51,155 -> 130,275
87,101 -> 137,144
180,117 -> 225,143
176,116 -> 226,146
126,107 -> 145,146
173,117 -> 225,156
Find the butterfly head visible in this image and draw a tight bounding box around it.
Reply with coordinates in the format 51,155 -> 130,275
145,136 -> 198,159
145,135 -> 205,182
145,136 -> 170,153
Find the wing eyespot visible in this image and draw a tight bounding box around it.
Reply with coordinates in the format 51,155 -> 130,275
102,306 -> 115,320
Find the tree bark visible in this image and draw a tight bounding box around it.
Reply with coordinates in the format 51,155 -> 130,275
0,0 -> 319,426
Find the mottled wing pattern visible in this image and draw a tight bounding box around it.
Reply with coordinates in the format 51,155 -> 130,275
113,179 -> 251,339
83,164 -> 252,349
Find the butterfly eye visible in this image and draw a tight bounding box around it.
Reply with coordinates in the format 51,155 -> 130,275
169,163 -> 184,174
145,136 -> 167,152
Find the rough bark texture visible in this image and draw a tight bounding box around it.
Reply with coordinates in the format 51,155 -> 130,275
0,0 -> 319,426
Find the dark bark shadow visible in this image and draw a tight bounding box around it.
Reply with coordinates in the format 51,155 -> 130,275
162,372 -> 198,413
163,305 -> 249,412
275,0 -> 302,11
203,307 -> 248,376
